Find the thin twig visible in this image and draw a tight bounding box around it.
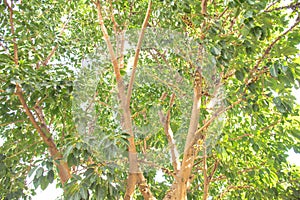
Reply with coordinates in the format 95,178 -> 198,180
109,0 -> 119,34
264,0 -> 280,12
4,0 -> 18,65
158,93 -> 180,173
5,140 -> 40,159
218,7 -> 228,19
0,41 -> 14,60
41,15 -> 71,66
0,120 -> 25,127
218,185 -> 253,199
229,133 -> 254,141
252,18 -> 300,72
203,135 -> 209,200
211,165 -> 262,182
126,0 -> 152,106
265,2 -> 300,12
193,36 -> 295,144
208,159 -> 219,181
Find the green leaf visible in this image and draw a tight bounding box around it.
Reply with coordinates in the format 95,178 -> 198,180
28,166 -> 37,178
270,64 -> 278,77
64,145 -> 74,159
47,170 -> 54,183
73,192 -> 81,200
0,162 -> 7,177
33,177 -> 40,189
67,153 -> 78,167
84,168 -> 94,178
40,175 -> 49,190
210,46 -> 221,56
96,184 -> 106,200
273,97 -> 282,106
35,167 -> 44,179
80,187 -> 88,199
235,70 -> 244,81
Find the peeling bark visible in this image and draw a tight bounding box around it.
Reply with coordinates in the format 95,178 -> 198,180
163,68 -> 202,200
95,1 -> 155,199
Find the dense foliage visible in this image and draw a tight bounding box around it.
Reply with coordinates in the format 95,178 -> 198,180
1,0 -> 300,199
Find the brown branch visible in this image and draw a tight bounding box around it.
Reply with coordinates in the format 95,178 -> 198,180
109,0 -> 119,34
158,93 -> 180,173
264,0 -> 280,12
193,98 -> 243,144
95,1 -> 155,199
261,119 -> 282,132
229,118 -> 282,141
133,5 -> 156,200
95,0 -> 122,82
169,67 -> 203,199
0,120 -> 25,127
218,7 -> 228,19
218,185 -> 253,199
265,2 -> 300,12
208,159 -> 219,182
211,165 -> 261,182
116,30 -> 125,69
201,0 -> 208,15
229,133 -> 254,141
5,0 -> 71,185
34,105 -> 50,133
252,18 -> 300,72
202,135 -> 209,200
4,0 -> 18,65
15,85 -> 71,184
126,0 -> 152,106
41,15 -> 71,66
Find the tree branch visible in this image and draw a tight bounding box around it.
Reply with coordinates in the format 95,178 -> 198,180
95,1 -> 155,199
41,15 -> 71,66
229,119 -> 281,141
208,159 -> 219,182
0,120 -> 25,127
169,67 -> 203,199
158,93 -> 180,173
0,40 -> 14,60
218,185 -> 253,199
229,133 -> 254,141
264,0 -> 280,12
252,17 -> 300,72
211,165 -> 262,182
217,7 -> 228,19
5,0 -> 71,185
265,2 -> 300,12
95,0 -> 122,82
109,0 -> 119,35
201,0 -> 208,15
193,98 -> 243,145
126,0 -> 152,106
202,135 -> 209,200
15,86 -> 71,184
4,0 -> 18,65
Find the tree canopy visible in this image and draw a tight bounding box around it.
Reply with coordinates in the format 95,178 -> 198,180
1,0 -> 300,199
